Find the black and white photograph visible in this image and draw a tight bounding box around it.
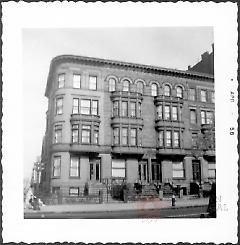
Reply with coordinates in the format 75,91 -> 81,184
2,2 -> 238,244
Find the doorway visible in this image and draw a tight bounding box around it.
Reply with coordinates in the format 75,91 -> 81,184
90,158 -> 101,181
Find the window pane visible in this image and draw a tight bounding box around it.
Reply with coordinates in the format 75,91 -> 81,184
122,80 -> 130,92
164,105 -> 170,120
159,131 -> 164,147
157,105 -> 163,119
211,91 -> 215,103
151,83 -> 157,96
112,169 -> 125,178
112,159 -> 125,168
54,128 -> 62,143
176,87 -> 183,98
73,74 -> 81,88
122,102 -> 128,117
201,90 -> 207,102
130,102 -> 136,117
206,111 -> 213,124
80,100 -> 91,114
173,131 -> 180,147
94,130 -> 99,144
72,125 -> 79,143
82,130 -> 90,143
72,98 -> 79,114
172,106 -> 178,121
122,128 -> 128,145
58,74 -> 65,88
137,82 -> 144,94
190,109 -> 196,124
109,78 -> 116,92
113,128 -> 119,145
189,88 -> 196,101
201,111 -> 206,124
70,157 -> 80,177
56,98 -> 63,115
92,100 -> 98,115
130,129 -> 137,145
164,85 -> 170,96
69,187 -> 79,196
89,76 -> 97,90
166,131 -> 172,147
113,101 -> 119,116
53,157 -> 61,177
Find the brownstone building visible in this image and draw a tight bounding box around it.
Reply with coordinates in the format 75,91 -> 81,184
40,55 -> 215,197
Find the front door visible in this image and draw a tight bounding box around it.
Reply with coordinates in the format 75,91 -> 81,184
192,160 -> 201,181
151,161 -> 162,182
90,159 -> 101,181
138,161 -> 148,182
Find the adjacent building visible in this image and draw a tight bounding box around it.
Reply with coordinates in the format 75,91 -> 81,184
40,54 -> 215,197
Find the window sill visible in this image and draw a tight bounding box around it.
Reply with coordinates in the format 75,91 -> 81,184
69,177 -> 80,179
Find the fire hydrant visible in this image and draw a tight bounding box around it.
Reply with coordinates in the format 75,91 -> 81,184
172,194 -> 176,207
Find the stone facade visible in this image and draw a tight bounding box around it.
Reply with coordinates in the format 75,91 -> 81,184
40,55 -> 215,196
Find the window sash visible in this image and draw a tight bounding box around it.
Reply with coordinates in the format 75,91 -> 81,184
211,91 -> 215,103
189,89 -> 196,101
122,128 -> 128,145
89,76 -> 97,90
73,74 -> 81,88
122,81 -> 130,92
201,111 -> 206,124
166,131 -> 172,147
72,129 -> 79,143
109,78 -> 116,92
192,133 -> 198,147
137,82 -> 144,94
56,98 -> 63,114
112,160 -> 126,178
172,106 -> 178,121
69,187 -> 79,196
206,111 -> 213,124
73,98 -> 79,114
113,101 -> 119,116
130,129 -> 137,146
70,157 -> 80,177
173,131 -> 180,147
80,99 -> 91,115
201,90 -> 207,102
58,74 -> 65,88
121,102 -> 128,117
82,129 -> 90,143
113,128 -> 119,145
190,110 -> 197,124
164,85 -> 170,96
164,106 -> 170,120
130,102 -> 136,117
172,162 -> 184,178
176,87 -> 183,98
151,84 -> 157,96
157,105 -> 163,119
53,157 -> 61,177
54,129 -> 62,143
92,100 -> 98,115
94,130 -> 99,144
159,131 -> 164,147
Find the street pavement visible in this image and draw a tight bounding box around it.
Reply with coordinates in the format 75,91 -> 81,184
24,196 -> 209,218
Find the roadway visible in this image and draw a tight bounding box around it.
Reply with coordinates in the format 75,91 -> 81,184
24,205 -> 209,219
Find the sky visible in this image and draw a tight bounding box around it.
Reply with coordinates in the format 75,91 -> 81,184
22,27 -> 213,179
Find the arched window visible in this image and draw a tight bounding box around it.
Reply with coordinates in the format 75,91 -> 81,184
109,78 -> 116,92
176,86 -> 183,98
151,83 -> 158,96
122,80 -> 130,92
136,81 -> 144,94
164,85 -> 171,96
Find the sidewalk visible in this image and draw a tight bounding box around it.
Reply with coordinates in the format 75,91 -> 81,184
25,196 -> 209,214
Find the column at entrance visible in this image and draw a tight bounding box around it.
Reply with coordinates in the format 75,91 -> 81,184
147,156 -> 152,183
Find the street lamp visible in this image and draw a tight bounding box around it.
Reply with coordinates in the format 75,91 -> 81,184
33,160 -> 45,196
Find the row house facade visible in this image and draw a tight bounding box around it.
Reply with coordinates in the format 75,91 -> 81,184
40,55 -> 215,197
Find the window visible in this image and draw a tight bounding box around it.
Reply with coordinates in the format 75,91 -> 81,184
70,157 -> 80,177
73,74 -> 81,88
138,128 -> 142,146
151,83 -> 158,96
159,130 -> 164,147
136,81 -> 144,94
122,128 -> 128,145
173,131 -> 180,147
190,109 -> 197,124
56,98 -> 63,115
130,128 -> 137,146
211,91 -> 215,103
109,78 -> 116,92
80,99 -> 91,115
176,86 -> 183,98
121,101 -> 128,117
164,105 -> 170,120
113,101 -> 119,116
157,105 -> 163,120
122,80 -> 130,92
72,98 -> 79,114
58,74 -> 65,88
189,88 -> 196,101
69,187 -> 79,196
112,159 -> 126,178
93,127 -> 99,144
72,124 -> 79,143
172,162 -> 184,178
53,156 -> 61,177
52,186 -> 60,194
192,133 -> 198,148
138,161 -> 147,181
151,162 -> 161,181
201,111 -> 206,124
172,106 -> 178,121
206,111 -> 214,124
81,125 -> 91,143
164,85 -> 171,96
201,90 -> 207,102
89,76 -> 97,90
166,131 -> 172,147
179,107 -> 182,121
130,102 -> 136,117
92,100 -> 98,115
113,128 -> 119,145
54,125 -> 62,143
208,162 -> 216,178
138,102 -> 142,118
